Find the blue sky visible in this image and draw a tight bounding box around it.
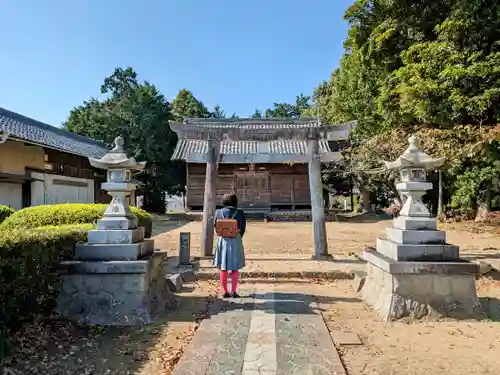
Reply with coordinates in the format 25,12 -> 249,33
0,0 -> 352,126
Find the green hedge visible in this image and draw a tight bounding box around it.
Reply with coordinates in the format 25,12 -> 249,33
0,206 -> 15,225
0,203 -> 153,237
0,224 -> 91,356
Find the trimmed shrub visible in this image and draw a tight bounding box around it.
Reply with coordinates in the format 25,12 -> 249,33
0,224 -> 91,355
0,206 -> 15,225
1,203 -> 153,237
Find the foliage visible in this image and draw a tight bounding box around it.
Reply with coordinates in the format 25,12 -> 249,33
0,224 -> 91,355
0,206 -> 15,225
265,94 -> 312,119
170,88 -> 211,121
344,125 -> 492,205
309,0 -> 500,137
63,67 -> 182,212
251,109 -> 263,118
210,104 -> 226,119
1,204 -> 152,237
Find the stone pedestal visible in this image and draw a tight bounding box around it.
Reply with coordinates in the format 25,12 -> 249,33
57,216 -> 174,325
362,250 -> 484,321
361,135 -> 485,321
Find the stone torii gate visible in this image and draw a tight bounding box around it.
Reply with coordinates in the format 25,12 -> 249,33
169,118 -> 356,259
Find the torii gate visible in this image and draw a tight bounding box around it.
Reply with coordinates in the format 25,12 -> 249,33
169,117 -> 356,259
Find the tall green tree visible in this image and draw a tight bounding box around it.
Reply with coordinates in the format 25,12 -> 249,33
251,109 -> 263,119
170,88 -> 210,121
210,104 -> 226,119
265,94 -> 311,118
64,67 -> 182,213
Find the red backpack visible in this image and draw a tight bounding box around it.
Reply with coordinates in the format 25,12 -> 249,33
215,210 -> 238,238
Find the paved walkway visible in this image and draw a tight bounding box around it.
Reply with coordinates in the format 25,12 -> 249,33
173,284 -> 347,375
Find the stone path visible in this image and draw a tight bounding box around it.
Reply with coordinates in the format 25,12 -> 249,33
173,284 -> 347,375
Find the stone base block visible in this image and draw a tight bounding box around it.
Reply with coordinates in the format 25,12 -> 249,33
166,274 -> 183,292
57,254 -> 174,325
87,227 -> 145,244
377,237 -> 459,261
392,216 -> 437,231
97,217 -> 138,231
385,227 -> 446,245
362,249 -> 485,321
75,239 -> 154,261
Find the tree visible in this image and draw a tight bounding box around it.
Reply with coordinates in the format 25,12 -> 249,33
64,67 -> 182,213
265,94 -> 312,118
309,0 -> 500,137
210,104 -> 226,119
170,88 -> 210,122
251,109 -> 263,119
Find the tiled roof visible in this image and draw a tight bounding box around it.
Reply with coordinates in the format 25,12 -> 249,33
180,117 -> 322,130
0,107 -> 108,158
172,140 -> 260,159
268,140 -> 330,154
172,139 -> 332,160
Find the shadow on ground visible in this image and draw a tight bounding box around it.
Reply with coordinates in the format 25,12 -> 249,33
170,291 -> 362,321
480,297 -> 500,322
336,212 -> 393,224
151,219 -> 188,237
2,283 -> 218,375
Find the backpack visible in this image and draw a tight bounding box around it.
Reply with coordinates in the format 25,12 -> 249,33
215,209 -> 239,238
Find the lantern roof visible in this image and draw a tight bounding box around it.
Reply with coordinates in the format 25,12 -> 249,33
384,135 -> 446,170
89,136 -> 146,170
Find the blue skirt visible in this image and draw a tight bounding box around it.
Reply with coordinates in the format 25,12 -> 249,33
213,235 -> 245,271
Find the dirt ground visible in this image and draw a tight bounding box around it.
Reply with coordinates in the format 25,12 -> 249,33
154,218 -> 500,259
312,278 -> 500,375
1,280 -> 220,375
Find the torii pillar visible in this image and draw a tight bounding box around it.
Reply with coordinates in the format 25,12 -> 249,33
308,134 -> 329,259
201,138 -> 220,256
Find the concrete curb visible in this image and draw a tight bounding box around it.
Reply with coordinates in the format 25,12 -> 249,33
195,270 -> 355,281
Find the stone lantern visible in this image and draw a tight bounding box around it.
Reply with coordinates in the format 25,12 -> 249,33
361,135 -> 483,321
57,136 -> 173,325
385,135 -> 446,230
89,136 -> 145,232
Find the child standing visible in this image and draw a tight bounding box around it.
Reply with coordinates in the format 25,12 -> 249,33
213,193 -> 246,298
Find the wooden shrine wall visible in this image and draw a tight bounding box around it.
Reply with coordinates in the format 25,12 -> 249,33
186,163 -> 311,210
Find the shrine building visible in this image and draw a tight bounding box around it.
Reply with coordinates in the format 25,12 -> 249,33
170,118 -> 355,214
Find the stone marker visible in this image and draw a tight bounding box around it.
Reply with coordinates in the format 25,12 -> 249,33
362,135 -> 484,321
179,232 -> 191,265
57,136 -> 174,325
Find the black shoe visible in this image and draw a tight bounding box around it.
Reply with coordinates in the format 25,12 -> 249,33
231,292 -> 240,298
223,292 -> 231,298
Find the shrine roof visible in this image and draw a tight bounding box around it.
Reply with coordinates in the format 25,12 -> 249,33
172,139 -> 336,163
177,117 -> 321,129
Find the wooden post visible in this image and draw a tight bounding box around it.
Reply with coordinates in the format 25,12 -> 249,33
437,170 -> 443,216
307,138 -> 329,259
201,139 -> 220,256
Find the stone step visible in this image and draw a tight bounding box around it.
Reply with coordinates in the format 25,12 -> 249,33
377,237 -> 459,262
75,239 -> 154,261
386,227 -> 446,244
392,216 -> 437,231
87,227 -> 145,244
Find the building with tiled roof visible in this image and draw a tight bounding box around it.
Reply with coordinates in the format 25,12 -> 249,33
169,117 -> 355,211
0,107 -> 109,210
